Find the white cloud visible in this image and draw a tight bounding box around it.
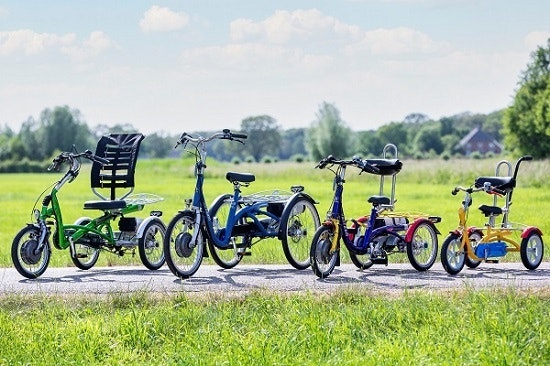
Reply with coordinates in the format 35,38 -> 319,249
139,5 -> 189,32
230,8 -> 361,45
0,29 -> 114,61
0,29 -> 74,56
61,31 -> 116,61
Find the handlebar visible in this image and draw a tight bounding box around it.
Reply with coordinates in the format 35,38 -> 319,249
451,183 -> 505,196
48,149 -> 109,172
315,155 -> 380,174
175,129 -> 247,149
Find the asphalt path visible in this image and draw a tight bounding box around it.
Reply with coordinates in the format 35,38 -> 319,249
1,261 -> 549,296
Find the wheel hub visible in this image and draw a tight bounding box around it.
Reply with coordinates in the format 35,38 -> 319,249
20,239 -> 42,265
316,238 -> 332,263
175,232 -> 194,258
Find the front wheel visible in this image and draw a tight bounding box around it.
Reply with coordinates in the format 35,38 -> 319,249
207,195 -> 245,269
520,232 -> 544,270
138,218 -> 166,270
281,198 -> 320,270
71,218 -> 100,270
164,211 -> 204,279
406,221 -> 438,271
440,233 -> 465,275
310,225 -> 339,278
12,225 -> 51,279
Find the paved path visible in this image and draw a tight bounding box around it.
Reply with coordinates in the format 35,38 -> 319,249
1,262 -> 549,296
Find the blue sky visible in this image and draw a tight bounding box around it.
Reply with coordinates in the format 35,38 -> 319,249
1,1 -> 548,134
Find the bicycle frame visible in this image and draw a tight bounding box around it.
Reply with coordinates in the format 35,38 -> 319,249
323,162 -> 422,256
188,162 -> 283,250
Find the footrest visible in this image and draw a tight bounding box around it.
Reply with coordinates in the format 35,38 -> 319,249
371,257 -> 388,265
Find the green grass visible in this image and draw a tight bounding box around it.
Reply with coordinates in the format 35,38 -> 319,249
0,289 -> 548,365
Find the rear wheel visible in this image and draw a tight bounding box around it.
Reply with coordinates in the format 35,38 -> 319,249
281,198 -> 320,270
520,232 -> 544,270
12,226 -> 51,279
441,233 -> 465,275
406,221 -> 438,271
464,231 -> 482,269
310,225 -> 339,278
208,195 -> 245,269
164,211 -> 204,279
71,218 -> 100,270
138,218 -> 166,270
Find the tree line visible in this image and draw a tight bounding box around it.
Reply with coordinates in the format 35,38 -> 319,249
0,39 -> 548,172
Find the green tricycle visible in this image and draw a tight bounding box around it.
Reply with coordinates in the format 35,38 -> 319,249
11,133 -> 166,279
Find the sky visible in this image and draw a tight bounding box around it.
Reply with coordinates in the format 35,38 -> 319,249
0,1 -> 548,135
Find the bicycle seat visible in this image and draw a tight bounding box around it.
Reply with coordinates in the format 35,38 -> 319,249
474,176 -> 515,192
478,204 -> 502,217
364,159 -> 402,176
226,172 -> 255,184
83,199 -> 127,210
368,195 -> 391,206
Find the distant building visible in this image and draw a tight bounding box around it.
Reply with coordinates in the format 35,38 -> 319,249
455,126 -> 503,156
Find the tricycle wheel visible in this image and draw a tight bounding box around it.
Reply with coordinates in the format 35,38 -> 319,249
349,251 -> 374,270
440,233 -> 465,275
281,198 -> 320,270
208,195 -> 245,269
464,231 -> 482,269
12,226 -> 51,279
138,218 -> 166,270
521,232 -> 544,270
164,211 -> 204,279
310,225 -> 339,278
406,221 -> 438,271
71,218 -> 100,270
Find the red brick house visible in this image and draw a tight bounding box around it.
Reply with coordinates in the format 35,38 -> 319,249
455,127 -> 503,156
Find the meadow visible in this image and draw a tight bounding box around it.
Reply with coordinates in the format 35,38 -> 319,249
0,156 -> 549,365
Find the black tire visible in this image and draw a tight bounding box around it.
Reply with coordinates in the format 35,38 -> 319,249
11,226 -> 51,279
406,221 -> 438,271
464,231 -> 482,269
310,225 -> 339,278
164,211 -> 204,279
71,218 -> 100,270
440,233 -> 465,275
207,195 -> 245,269
520,232 -> 544,270
281,198 -> 320,270
349,250 -> 374,270
138,218 -> 166,270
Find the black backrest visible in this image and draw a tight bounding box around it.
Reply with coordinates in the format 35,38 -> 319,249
91,133 -> 145,200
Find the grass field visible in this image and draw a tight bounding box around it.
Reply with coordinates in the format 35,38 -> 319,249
1,156 -> 549,365
1,156 -> 548,267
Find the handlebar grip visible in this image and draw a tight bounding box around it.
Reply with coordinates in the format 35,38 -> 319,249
451,188 -> 459,196
231,133 -> 247,139
94,156 -> 111,165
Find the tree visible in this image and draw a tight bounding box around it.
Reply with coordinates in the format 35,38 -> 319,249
306,102 -> 354,161
414,124 -> 444,155
504,38 -> 550,158
376,122 -> 409,155
40,106 -> 93,157
240,115 -> 282,162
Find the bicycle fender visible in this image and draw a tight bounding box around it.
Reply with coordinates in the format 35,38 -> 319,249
277,192 -> 318,239
404,218 -> 440,242
73,216 -> 93,225
135,216 -> 166,238
521,226 -> 543,239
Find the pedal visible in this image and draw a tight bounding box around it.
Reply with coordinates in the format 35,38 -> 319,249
74,254 -> 88,259
242,251 -> 252,256
486,259 -> 499,263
